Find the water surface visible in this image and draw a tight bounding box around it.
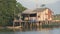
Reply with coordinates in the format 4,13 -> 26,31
0,27 -> 60,34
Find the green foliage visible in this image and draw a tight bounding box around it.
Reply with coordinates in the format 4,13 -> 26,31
16,2 -> 27,13
0,0 -> 26,26
53,14 -> 60,20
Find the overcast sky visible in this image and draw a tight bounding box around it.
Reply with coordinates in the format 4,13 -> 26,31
16,0 -> 60,14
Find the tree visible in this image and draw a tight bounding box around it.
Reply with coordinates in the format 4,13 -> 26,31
16,2 -> 27,13
0,0 -> 26,26
0,0 -> 17,26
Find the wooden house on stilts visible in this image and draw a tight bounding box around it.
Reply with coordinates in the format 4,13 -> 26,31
12,8 -> 53,28
21,8 -> 53,26
22,8 -> 53,22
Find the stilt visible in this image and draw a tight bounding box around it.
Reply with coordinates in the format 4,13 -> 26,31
26,21 -> 28,28
39,21 -> 40,27
24,21 -> 26,28
19,21 -> 21,27
13,22 -> 15,31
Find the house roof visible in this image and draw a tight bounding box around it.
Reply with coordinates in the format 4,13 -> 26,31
22,9 -> 36,14
22,8 -> 52,14
33,8 -> 47,12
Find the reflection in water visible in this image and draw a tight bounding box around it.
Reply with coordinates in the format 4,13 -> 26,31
0,27 -> 60,34
15,27 -> 60,34
18,27 -> 52,32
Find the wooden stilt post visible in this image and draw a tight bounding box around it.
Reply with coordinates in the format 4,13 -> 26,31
19,20 -> 21,27
19,13 -> 22,27
13,21 -> 15,31
28,14 -> 30,28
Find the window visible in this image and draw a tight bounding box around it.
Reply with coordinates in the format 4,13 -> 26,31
30,14 -> 36,17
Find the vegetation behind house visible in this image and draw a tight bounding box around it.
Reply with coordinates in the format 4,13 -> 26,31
0,0 -> 26,26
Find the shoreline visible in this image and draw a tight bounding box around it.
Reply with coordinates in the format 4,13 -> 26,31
0,25 -> 60,32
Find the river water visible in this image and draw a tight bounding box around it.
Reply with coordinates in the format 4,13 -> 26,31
0,27 -> 60,34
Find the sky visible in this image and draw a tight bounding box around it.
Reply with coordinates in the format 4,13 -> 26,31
16,0 -> 60,14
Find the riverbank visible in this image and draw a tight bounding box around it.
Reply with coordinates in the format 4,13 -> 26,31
0,22 -> 60,32
0,28 -> 13,32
